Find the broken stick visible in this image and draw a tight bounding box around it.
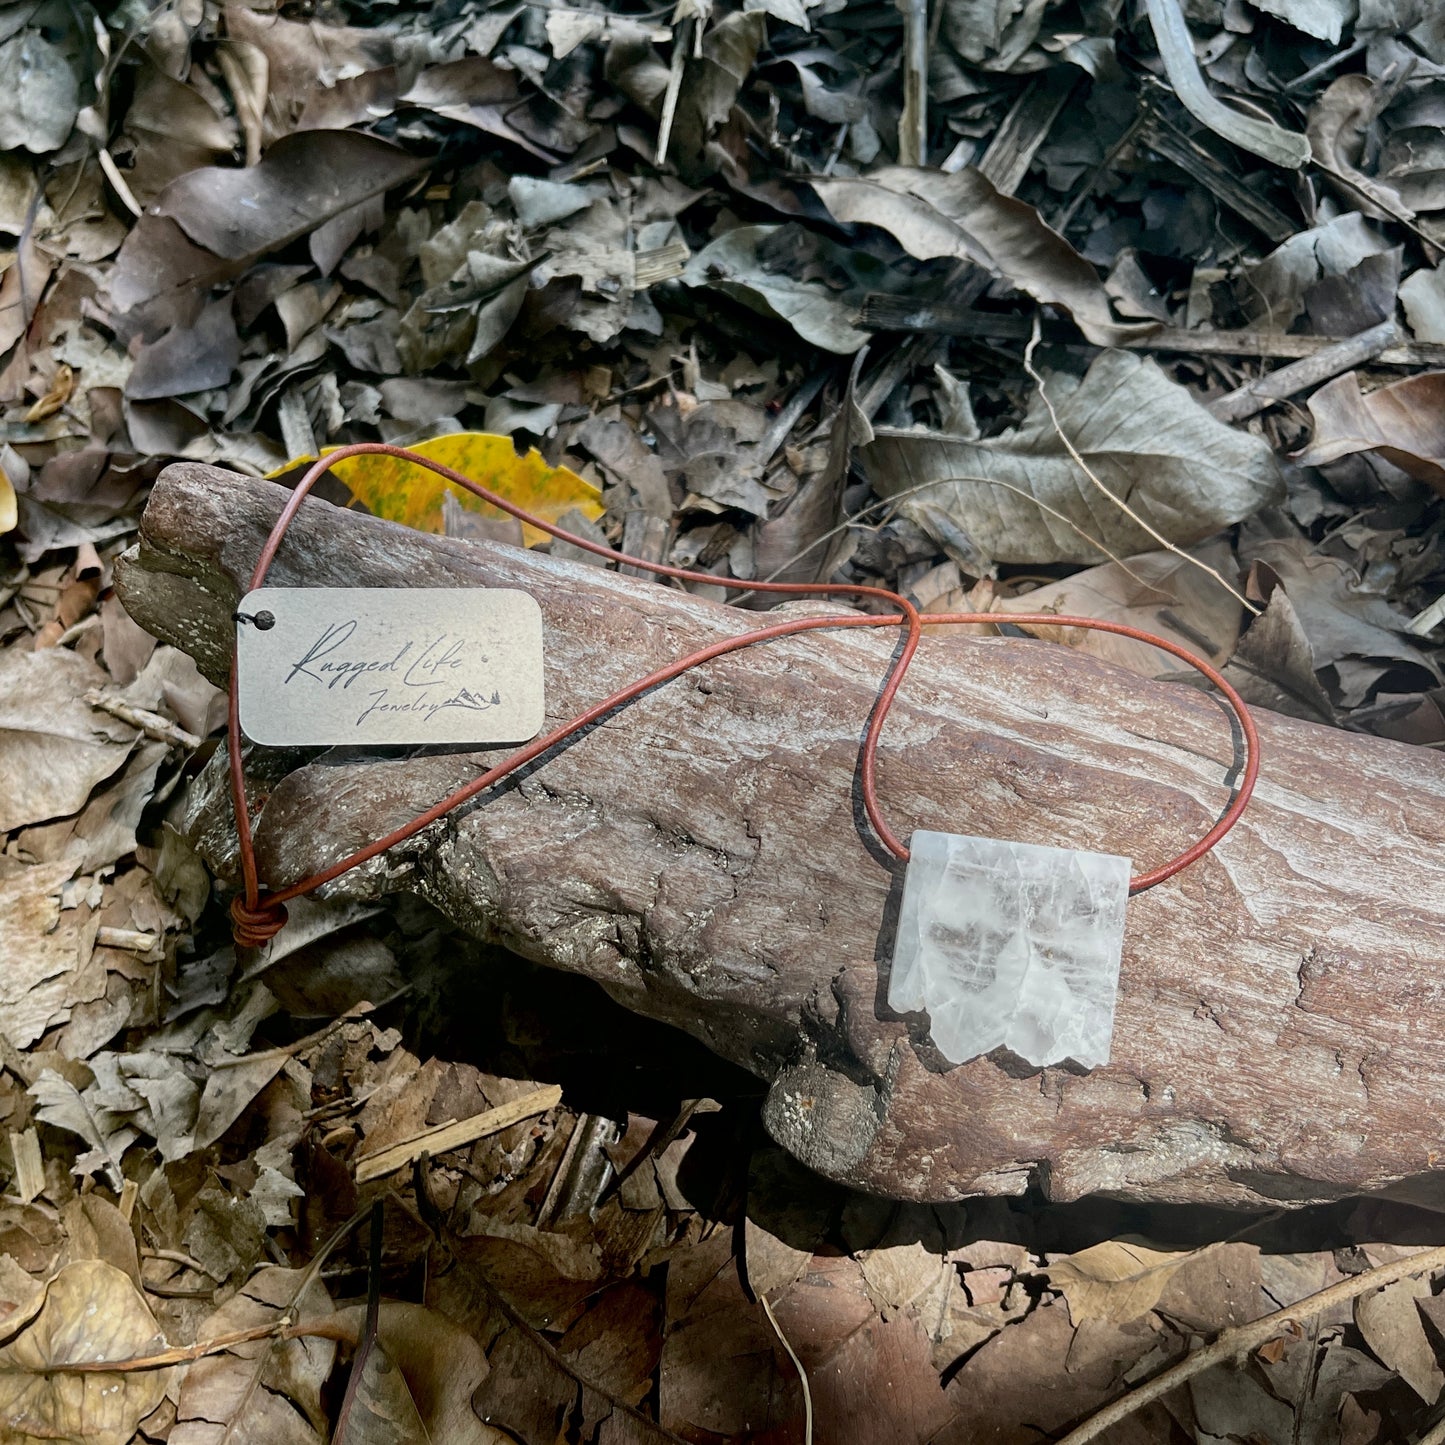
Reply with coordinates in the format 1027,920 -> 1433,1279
1207,319 -> 1401,422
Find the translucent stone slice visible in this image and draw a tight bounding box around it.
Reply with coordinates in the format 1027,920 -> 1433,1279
889,831 -> 1130,1069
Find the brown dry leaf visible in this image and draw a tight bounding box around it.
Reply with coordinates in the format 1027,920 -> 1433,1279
473,1298 -> 677,1445
222,7 -> 397,143
120,67 -> 242,203
0,233 -> 54,358
1152,1241 -> 1262,1335
1400,263 -> 1445,342
752,369 -> 864,590
0,28 -> 82,155
1039,1239 -> 1189,1325
1234,213 -> 1393,331
935,1298 -> 1109,1445
670,12 -> 765,180
1296,370 -> 1445,496
558,1280 -> 662,1424
1355,1276 -> 1445,1404
125,298 -> 241,402
859,1242 -> 951,1318
337,1334 -> 429,1445
0,648 -> 135,832
0,863 -> 95,1050
1307,75 -> 1416,224
812,167 -> 1153,347
109,131 -> 422,330
1222,586 -> 1337,724
0,1255 -> 46,1338
659,1229 -> 804,1439
28,1071 -> 138,1191
995,539 -> 1245,676
680,225 -> 871,354
107,217 -> 241,326
172,1266 -> 336,1445
1190,1360 -> 1295,1443
865,350 -> 1283,567
448,1226 -> 600,1335
769,1254 -> 958,1445
23,737 -> 169,875
1259,1338 -> 1395,1445
22,365 -> 73,424
0,1258 -> 172,1445
330,1301 -> 497,1445
1239,524 -> 1437,685
742,1146 -> 832,1300
743,1218 -> 817,1303
153,131 -> 426,263
191,1050 -> 289,1153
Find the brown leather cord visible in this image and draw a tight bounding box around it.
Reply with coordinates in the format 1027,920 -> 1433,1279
227,443 -> 1261,947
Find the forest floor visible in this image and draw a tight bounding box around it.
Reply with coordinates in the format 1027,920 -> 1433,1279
3,0 -> 1445,1440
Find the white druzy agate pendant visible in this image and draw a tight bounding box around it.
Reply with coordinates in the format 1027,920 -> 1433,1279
889,831 -> 1131,1069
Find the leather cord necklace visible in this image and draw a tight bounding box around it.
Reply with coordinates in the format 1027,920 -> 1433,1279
226,443 -> 1260,948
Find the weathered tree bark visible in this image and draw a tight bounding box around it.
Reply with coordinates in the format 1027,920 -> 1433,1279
116,463 -> 1445,1208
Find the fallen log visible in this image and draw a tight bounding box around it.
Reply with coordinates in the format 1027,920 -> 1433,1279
116,463 -> 1445,1208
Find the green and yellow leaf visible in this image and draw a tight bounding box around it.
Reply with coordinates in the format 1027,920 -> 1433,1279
271,432 -> 603,548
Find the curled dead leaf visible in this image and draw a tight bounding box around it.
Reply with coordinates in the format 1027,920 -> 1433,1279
1295,370 -> 1445,496
1307,75 -> 1415,224
23,366 -> 74,424
330,1302 -> 496,1445
812,167 -> 1154,348
1039,1239 -> 1187,1325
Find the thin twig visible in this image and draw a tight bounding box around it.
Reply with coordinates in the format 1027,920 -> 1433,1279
897,0 -> 928,166
41,1320 -> 291,1374
84,690 -> 201,749
654,16 -> 691,166
1206,319 -> 1398,423
1281,37 -> 1366,92
1056,1243 -> 1445,1445
1022,320 -> 1258,615
761,1294 -> 812,1444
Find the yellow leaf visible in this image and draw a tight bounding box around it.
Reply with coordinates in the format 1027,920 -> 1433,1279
0,468 -> 14,536
1039,1238 -> 1189,1325
0,1259 -> 172,1445
271,433 -> 604,548
23,365 -> 73,424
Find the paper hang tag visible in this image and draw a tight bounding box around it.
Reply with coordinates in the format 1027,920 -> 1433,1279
235,587 -> 545,748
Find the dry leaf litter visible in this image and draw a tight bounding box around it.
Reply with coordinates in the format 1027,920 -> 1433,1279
1,0 -> 1444,1440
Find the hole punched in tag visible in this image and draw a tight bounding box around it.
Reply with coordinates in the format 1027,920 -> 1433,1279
234,609 -> 275,630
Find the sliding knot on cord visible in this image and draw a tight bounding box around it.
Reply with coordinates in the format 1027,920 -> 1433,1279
231,894 -> 289,948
